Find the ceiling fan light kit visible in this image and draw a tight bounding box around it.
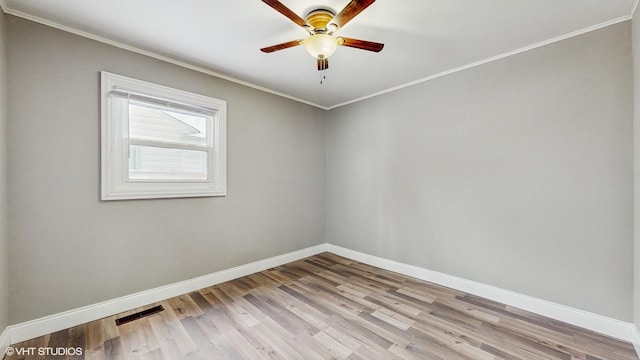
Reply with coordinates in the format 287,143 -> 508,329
260,0 -> 384,73
304,34 -> 338,59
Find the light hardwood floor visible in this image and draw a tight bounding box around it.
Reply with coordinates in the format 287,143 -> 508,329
5,252 -> 639,359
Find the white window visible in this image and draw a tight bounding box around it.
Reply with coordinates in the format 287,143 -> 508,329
101,72 -> 226,200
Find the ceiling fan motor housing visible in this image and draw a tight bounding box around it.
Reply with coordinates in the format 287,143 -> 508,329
260,0 -> 384,71
306,8 -> 336,33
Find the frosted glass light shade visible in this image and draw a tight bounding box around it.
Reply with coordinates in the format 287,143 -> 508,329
304,34 -> 338,59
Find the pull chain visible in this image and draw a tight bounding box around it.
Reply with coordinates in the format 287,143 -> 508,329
320,71 -> 326,85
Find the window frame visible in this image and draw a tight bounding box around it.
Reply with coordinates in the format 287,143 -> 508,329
101,71 -> 227,200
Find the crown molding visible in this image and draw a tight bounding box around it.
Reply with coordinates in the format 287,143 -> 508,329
328,14 -> 631,109
0,2 -> 330,111
0,3 -> 634,111
632,0 -> 640,18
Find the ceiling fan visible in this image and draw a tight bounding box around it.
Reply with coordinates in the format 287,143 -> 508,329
260,0 -> 384,71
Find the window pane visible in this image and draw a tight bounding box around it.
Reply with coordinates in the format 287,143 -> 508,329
129,102 -> 208,146
129,145 -> 208,180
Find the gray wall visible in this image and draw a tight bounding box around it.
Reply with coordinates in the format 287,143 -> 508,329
633,7 -> 640,328
327,22 -> 633,321
0,9 -> 8,333
2,12 -> 635,326
6,16 -> 327,323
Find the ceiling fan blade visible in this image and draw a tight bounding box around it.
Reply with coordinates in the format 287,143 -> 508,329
260,40 -> 303,53
331,0 -> 375,29
337,37 -> 384,52
317,58 -> 329,71
262,0 -> 308,28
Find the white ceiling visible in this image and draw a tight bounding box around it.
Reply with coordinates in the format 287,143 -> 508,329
2,0 -> 637,109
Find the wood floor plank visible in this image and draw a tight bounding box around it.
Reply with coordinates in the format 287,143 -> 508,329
147,316 -> 186,360
180,316 -> 227,359
5,253 -> 638,360
103,337 -> 125,360
153,301 -> 198,356
85,345 -> 106,360
194,292 -> 271,360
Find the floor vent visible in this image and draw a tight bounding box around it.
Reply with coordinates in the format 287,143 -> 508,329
115,305 -> 164,326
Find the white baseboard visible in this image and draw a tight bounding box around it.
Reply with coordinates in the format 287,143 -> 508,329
4,242 -> 639,350
631,325 -> 640,357
327,244 -> 639,344
5,244 -> 329,344
0,327 -> 9,356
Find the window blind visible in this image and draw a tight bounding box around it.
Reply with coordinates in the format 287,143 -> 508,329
108,89 -> 217,116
